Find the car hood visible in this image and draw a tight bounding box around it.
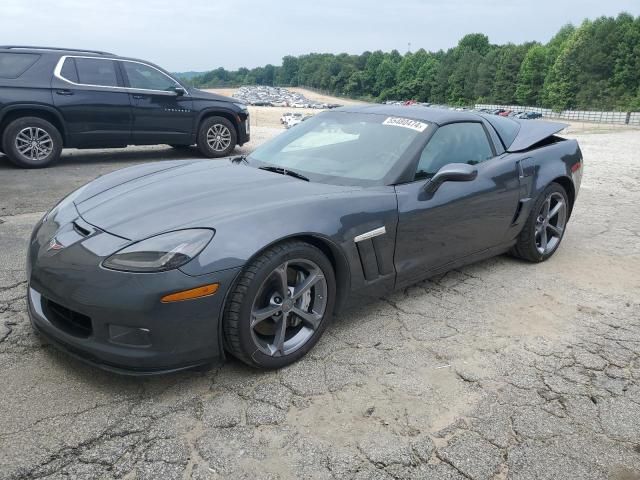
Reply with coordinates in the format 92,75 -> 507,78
74,160 -> 356,240
188,88 -> 238,103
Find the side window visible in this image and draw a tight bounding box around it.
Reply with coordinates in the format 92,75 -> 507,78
59,58 -> 79,83
415,123 -> 494,180
0,53 -> 40,79
74,58 -> 119,87
121,61 -> 178,91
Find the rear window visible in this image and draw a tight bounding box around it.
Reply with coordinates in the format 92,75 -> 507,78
481,114 -> 520,150
74,58 -> 119,87
0,53 -> 40,79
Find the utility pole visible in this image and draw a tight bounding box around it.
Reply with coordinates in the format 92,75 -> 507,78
407,42 -> 412,54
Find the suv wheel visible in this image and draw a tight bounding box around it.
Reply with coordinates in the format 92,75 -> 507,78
196,116 -> 236,158
2,117 -> 63,168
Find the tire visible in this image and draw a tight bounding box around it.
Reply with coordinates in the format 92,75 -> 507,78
196,116 -> 237,158
223,240 -> 336,369
2,117 -> 63,168
511,182 -> 569,262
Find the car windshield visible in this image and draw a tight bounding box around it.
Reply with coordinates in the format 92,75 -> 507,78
247,111 -> 429,186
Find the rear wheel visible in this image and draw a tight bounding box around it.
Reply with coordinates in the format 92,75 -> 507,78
223,241 -> 335,369
196,116 -> 236,158
511,183 -> 569,262
2,117 -> 63,168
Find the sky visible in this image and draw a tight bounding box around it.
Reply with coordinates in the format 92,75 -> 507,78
2,0 -> 639,72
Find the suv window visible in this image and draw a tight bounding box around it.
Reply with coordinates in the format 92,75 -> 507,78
415,122 -> 493,180
121,61 -> 178,91
74,58 -> 119,87
0,53 -> 40,79
59,57 -> 79,83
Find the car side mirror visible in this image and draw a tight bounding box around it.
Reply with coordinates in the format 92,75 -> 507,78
173,86 -> 186,96
423,163 -> 478,195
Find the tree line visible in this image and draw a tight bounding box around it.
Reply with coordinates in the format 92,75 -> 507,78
185,13 -> 640,111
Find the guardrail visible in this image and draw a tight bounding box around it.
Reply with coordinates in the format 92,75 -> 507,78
476,104 -> 640,126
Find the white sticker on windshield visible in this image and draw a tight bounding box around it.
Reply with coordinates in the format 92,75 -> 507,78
382,117 -> 428,132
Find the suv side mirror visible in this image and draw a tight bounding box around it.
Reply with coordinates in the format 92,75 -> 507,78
423,163 -> 477,195
173,86 -> 186,96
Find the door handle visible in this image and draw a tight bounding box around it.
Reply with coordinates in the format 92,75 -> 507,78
55,90 -> 73,96
132,94 -> 144,99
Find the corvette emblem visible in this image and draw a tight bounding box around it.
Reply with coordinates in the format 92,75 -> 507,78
47,238 -> 65,251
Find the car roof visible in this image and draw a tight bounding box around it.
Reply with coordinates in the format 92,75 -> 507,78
0,46 -> 173,75
0,46 -> 156,65
334,104 -> 492,126
0,46 -> 115,57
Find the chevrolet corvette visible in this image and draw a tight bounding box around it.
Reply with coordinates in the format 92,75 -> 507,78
27,105 -> 583,374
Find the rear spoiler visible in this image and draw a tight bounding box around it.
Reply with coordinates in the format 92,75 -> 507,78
507,120 -> 569,152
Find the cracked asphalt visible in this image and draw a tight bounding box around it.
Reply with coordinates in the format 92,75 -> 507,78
1,127 -> 639,480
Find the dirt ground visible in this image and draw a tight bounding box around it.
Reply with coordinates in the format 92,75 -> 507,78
0,93 -> 639,479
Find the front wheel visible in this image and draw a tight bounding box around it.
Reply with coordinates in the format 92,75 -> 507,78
196,116 -> 237,158
223,241 -> 336,369
2,117 -> 63,168
511,183 -> 569,262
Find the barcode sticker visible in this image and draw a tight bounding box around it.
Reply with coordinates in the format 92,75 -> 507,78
382,117 -> 429,132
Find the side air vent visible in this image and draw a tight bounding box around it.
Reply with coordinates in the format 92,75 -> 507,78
354,227 -> 394,281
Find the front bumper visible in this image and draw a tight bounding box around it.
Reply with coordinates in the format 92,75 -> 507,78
27,206 -> 241,375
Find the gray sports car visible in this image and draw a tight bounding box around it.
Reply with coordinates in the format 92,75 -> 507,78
27,106 -> 583,374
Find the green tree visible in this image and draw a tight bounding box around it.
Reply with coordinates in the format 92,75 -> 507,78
278,56 -> 299,85
516,44 -> 548,105
374,58 -> 397,95
187,13 -> 640,110
492,44 -> 531,104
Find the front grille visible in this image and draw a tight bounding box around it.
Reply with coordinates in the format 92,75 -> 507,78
43,299 -> 93,338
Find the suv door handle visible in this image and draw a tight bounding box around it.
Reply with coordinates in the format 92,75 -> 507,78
132,94 -> 144,99
55,89 -> 73,96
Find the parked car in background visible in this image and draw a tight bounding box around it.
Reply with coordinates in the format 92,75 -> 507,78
285,114 -> 313,129
233,85 -> 318,107
0,46 -> 250,168
284,113 -> 303,128
280,112 -> 293,124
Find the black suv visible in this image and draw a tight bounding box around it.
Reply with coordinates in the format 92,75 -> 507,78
0,46 -> 250,168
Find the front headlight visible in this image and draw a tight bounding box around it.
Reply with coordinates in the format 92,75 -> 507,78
103,229 -> 214,273
234,102 -> 248,112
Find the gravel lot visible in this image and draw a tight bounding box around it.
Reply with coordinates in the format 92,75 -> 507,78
0,105 -> 639,479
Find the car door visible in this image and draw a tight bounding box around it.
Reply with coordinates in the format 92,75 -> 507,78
119,60 -> 194,145
394,121 -> 521,287
52,56 -> 132,147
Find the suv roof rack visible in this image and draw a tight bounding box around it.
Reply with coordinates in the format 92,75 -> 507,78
0,46 -> 113,55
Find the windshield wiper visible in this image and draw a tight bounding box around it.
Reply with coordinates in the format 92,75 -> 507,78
259,165 -> 309,182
